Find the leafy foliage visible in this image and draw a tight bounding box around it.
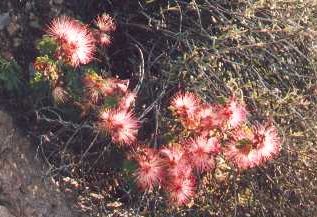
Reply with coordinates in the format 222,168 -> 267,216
0,56 -> 23,95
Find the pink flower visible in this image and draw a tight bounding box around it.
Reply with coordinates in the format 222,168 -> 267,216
224,127 -> 259,169
223,98 -> 248,129
47,16 -> 95,67
253,124 -> 281,163
160,145 -> 185,165
98,33 -> 112,46
95,14 -> 116,33
118,92 -> 136,111
52,86 -> 69,104
134,148 -> 165,191
82,73 -> 108,104
167,176 -> 196,206
196,104 -> 225,131
98,108 -> 139,145
94,14 -> 116,46
185,136 -> 219,173
224,144 -> 259,170
82,74 -> 129,104
170,91 -> 201,117
160,145 -> 193,178
224,124 -> 281,169
188,136 -> 221,155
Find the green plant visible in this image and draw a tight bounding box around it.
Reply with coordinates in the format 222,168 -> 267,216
0,56 -> 23,95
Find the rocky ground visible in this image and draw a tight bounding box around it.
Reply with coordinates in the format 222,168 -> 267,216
0,109 -> 88,217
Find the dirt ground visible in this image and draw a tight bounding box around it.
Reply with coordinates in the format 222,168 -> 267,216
0,109 -> 88,217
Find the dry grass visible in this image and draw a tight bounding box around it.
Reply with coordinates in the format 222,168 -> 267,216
1,0 -> 316,216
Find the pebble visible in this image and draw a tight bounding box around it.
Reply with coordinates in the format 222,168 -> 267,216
0,206 -> 15,217
0,12 -> 10,30
13,38 -> 22,47
29,20 -> 41,29
54,0 -> 63,4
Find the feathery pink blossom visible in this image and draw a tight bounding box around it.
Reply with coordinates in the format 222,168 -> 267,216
253,124 -> 281,163
197,104 -> 225,131
224,127 -> 259,169
82,73 -> 108,104
170,91 -> 201,117
160,145 -> 185,165
223,98 -> 248,129
134,148 -> 165,191
189,136 -> 221,155
167,176 -> 196,206
118,92 -> 136,111
47,16 -> 95,67
160,145 -> 193,178
185,136 -> 219,173
94,14 -> 116,46
99,108 -> 139,145
82,74 -> 129,104
224,143 -> 259,170
95,14 -> 116,33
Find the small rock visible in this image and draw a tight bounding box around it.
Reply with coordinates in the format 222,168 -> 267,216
6,22 -> 19,36
54,0 -> 63,4
13,38 -> 22,47
29,20 -> 41,29
25,2 -> 33,11
0,13 -> 10,30
0,206 -> 15,217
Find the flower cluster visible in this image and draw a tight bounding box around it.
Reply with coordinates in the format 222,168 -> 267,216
98,107 -> 139,146
47,16 -> 96,67
94,14 -> 117,47
34,15 -> 140,146
132,91 -> 281,206
34,15 -> 282,208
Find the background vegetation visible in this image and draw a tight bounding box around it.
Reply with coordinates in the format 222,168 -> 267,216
0,0 -> 316,216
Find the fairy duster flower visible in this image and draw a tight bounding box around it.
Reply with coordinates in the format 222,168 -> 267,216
94,14 -> 116,46
224,127 -> 259,169
185,136 -> 219,173
196,104 -> 226,132
99,108 -> 140,145
134,148 -> 166,191
47,16 -> 95,67
223,98 -> 248,129
170,91 -> 201,117
253,123 -> 281,163
224,124 -> 281,169
160,146 -> 193,183
95,14 -> 116,33
167,176 -> 196,206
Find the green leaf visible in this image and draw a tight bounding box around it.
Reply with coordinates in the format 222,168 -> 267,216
36,36 -> 58,58
0,56 -> 24,94
122,159 -> 137,174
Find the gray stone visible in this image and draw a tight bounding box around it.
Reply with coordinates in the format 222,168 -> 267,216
54,0 -> 63,4
0,12 -> 10,30
0,206 -> 15,217
0,110 -> 86,217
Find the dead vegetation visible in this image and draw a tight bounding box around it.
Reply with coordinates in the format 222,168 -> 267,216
0,0 -> 317,216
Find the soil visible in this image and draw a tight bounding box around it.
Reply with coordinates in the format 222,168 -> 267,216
0,109 -> 88,217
